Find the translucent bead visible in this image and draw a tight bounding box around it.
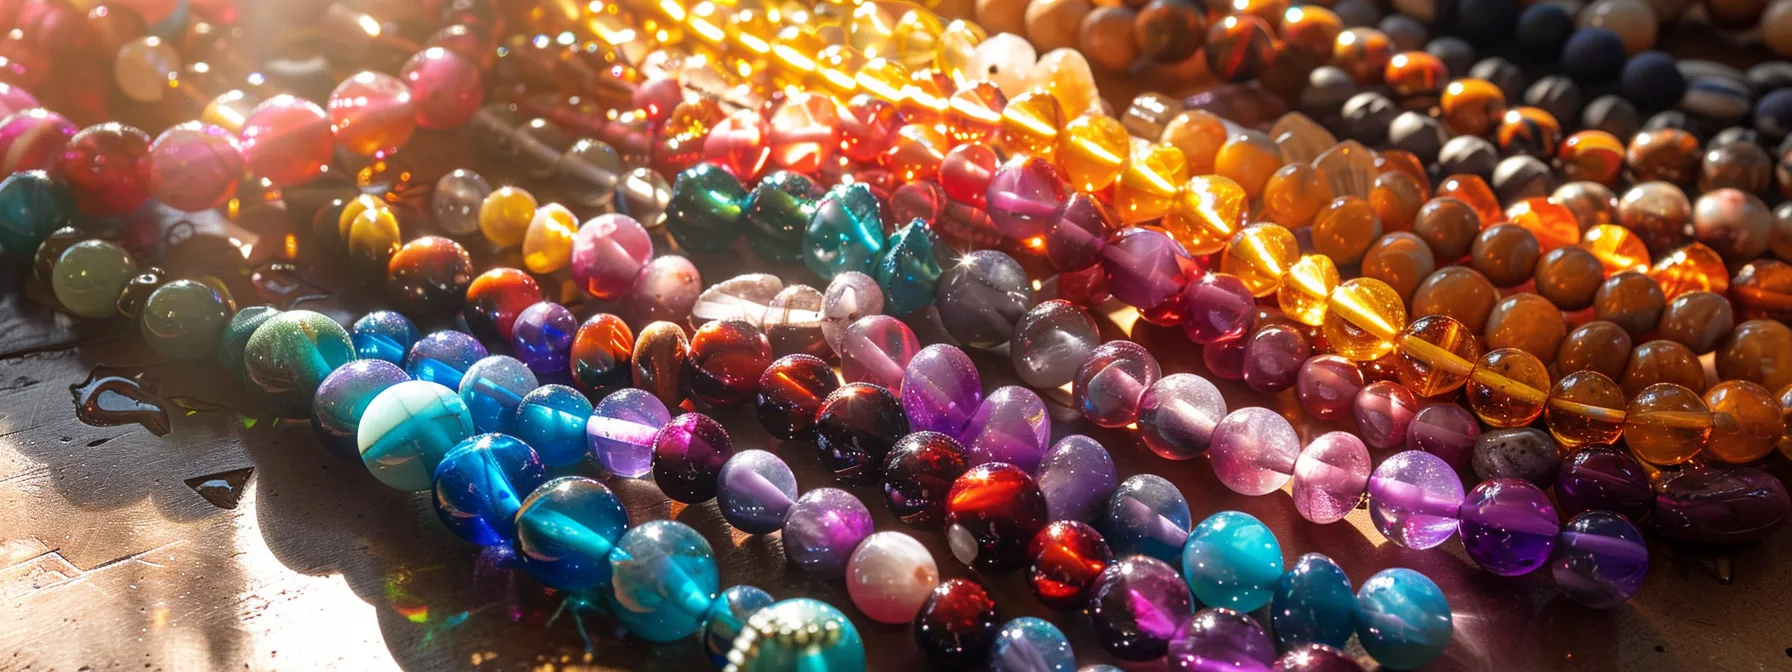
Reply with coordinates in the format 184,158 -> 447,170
989,617 -> 1074,672
945,463 -> 1050,572
386,236 -> 474,318
587,388 -> 669,478
431,169 -> 489,236
1010,300 -> 1100,388
962,386 -> 1051,472
327,71 -> 415,158
783,488 -> 874,579
515,476 -> 627,591
1059,114 -> 1128,192
805,183 -> 886,281
624,256 -> 703,325
479,186 -> 537,248
1322,278 -> 1407,361
1209,407 -> 1301,496
1393,315 -> 1480,397
767,92 -> 840,173
1164,175 -> 1247,255
816,383 -> 911,483
1034,435 -> 1118,524
1179,273 -> 1256,345
456,355 -> 537,434
652,412 -> 736,503
1311,196 -> 1383,265
1649,242 -> 1731,300
998,91 -> 1063,161
755,354 -> 840,440
513,384 -> 595,468
0,109 -> 76,174
463,268 -> 540,344
1354,381 -> 1418,451
1134,374 -> 1226,461
1313,140 -> 1378,201
607,520 -> 718,642
1291,432 -> 1371,524
704,110 -> 771,181
902,344 -> 983,437
1623,382 -> 1712,465
1113,141 -> 1187,225
1263,163 -> 1334,229
1271,554 -> 1355,650
358,380 -> 476,491
239,95 -> 333,187
702,586 -> 774,667
1458,479 -> 1559,576
1221,223 -> 1300,296
1102,227 -> 1200,314
1244,325 -> 1312,394
148,122 -> 241,212
51,240 -> 136,319
1366,450 -> 1464,549
1088,556 -> 1193,661
432,434 -> 547,546
1545,371 -> 1626,449
1705,380 -> 1785,464
1297,355 -> 1364,420
744,171 -> 824,264
987,155 -> 1068,242
687,319 -> 773,408
1279,255 -> 1340,326
1466,348 -> 1551,427
1551,511 -> 1648,610
311,360 -> 409,460
400,47 -> 484,129
1354,569 -> 1452,668
665,163 -> 746,254
570,214 -> 651,301
1181,512 -> 1283,612
1073,341 -> 1162,428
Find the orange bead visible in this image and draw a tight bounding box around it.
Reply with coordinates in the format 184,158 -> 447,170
943,81 -> 1007,144
1546,370 -> 1626,449
1262,163 -> 1333,229
1230,0 -> 1289,24
1647,242 -> 1730,300
1439,78 -> 1507,136
1622,339 -> 1707,396
1557,130 -> 1625,185
1214,131 -> 1282,199
884,123 -> 948,182
1436,174 -> 1501,226
1394,314 -> 1481,397
1369,170 -> 1425,233
1504,197 -> 1581,251
1221,222 -> 1300,296
1626,128 -> 1701,184
1578,224 -> 1650,275
1312,195 -> 1382,264
1160,109 -> 1227,175
1466,348 -> 1551,428
1495,106 -> 1561,158
1278,5 -> 1342,60
1383,51 -> 1447,97
1732,259 -> 1792,321
1113,141 -> 1188,225
1375,149 -> 1431,199
999,91 -> 1064,161
1164,174 -> 1248,254
1624,382 -> 1713,465
899,68 -> 952,125
1279,254 -> 1339,326
1323,277 -> 1407,361
1332,27 -> 1392,84
1704,380 -> 1784,464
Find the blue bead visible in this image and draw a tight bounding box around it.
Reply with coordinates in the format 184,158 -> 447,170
511,301 -> 576,377
1561,28 -> 1628,85
1100,474 -> 1191,563
404,330 -> 488,388
989,617 -> 1075,672
1454,0 -> 1516,48
457,355 -> 538,433
728,598 -> 866,671
716,449 -> 798,534
1271,553 -> 1356,650
1620,51 -> 1687,112
803,182 -> 885,281
588,387 -> 671,477
1181,511 -> 1284,612
432,434 -> 549,546
0,170 -> 72,257
1354,568 -> 1453,669
351,311 -> 419,364
875,219 -> 943,316
311,359 -> 410,461
606,520 -> 719,642
518,476 -> 629,591
1513,4 -> 1572,57
702,585 -> 775,667
511,384 -> 593,467
1757,89 -> 1792,139
357,380 -> 476,491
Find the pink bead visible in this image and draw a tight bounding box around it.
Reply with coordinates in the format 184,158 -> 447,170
1209,406 -> 1301,496
1046,193 -> 1115,272
239,94 -> 333,187
839,315 -> 919,394
572,213 -> 653,300
940,144 -> 996,209
149,122 -> 241,212
623,255 -> 702,325
423,25 -> 494,70
1296,355 -> 1363,420
327,70 -> 416,158
1181,273 -> 1256,345
1204,337 -> 1247,380
58,122 -> 152,216
703,110 -> 770,181
838,94 -> 899,164
846,531 -> 939,624
1073,340 -> 1161,428
400,47 -> 484,129
0,82 -> 40,118
633,78 -> 686,123
986,155 -> 1067,241
1353,381 -> 1418,451
1242,325 -> 1312,394
1291,431 -> 1371,524
767,92 -> 839,174
1102,227 -> 1200,313
0,108 -> 76,173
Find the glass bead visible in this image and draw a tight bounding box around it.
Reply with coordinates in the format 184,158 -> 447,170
744,171 -> 824,263
1025,47 -> 1101,117
1275,643 -> 1362,671
1717,319 -> 1792,392
1243,325 -> 1313,394
1271,554 -> 1355,650
505,302 -> 572,378
730,598 -> 866,671
1471,427 -> 1563,488
1205,15 -> 1277,82
782,487 -> 874,579
1618,181 -> 1694,256
588,388 -> 669,478
0,171 -> 70,257
1313,140 -> 1379,201
809,378 -> 908,485
835,315 -> 918,395
945,463 -> 1049,573
1572,226 -> 1646,280
1297,355 -> 1364,421
518,203 -> 576,275
878,431 -> 968,528
821,272 -> 884,357
767,92 -> 839,173
702,586 -> 774,667
997,91 -> 1063,161
1440,78 -> 1507,136
692,274 -> 781,327
1291,432 -> 1370,525
1270,113 -> 1336,166
885,123 -> 948,184
1114,141 -> 1188,225
1056,114 -> 1127,193
684,319 -> 771,408
1456,478 -> 1559,576
1101,474 -> 1192,563
1703,380 -> 1784,464
937,250 -> 1031,348
1103,227 -> 1200,316
988,617 -> 1073,672
1545,371 -> 1626,449
557,139 -> 622,210
430,169 -> 489,236
1088,556 -> 1193,661
51,239 -> 135,319
1436,174 -> 1502,225
1622,339 -> 1705,395
1624,382 -> 1712,465
941,143 -> 998,210
704,110 -> 771,181
1181,511 -> 1283,612
1034,434 -> 1117,524
1556,448 -> 1653,520
478,186 -> 536,248
357,380 -> 475,491
1366,450 -> 1464,549
1393,315 -> 1480,397
752,354 -> 838,441
59,131 -> 148,209
986,155 -> 1067,243
763,285 -> 827,359
1733,260 -> 1792,321
1010,300 -> 1099,388
563,313 -> 631,396
1551,511 -> 1647,609
326,71 -> 414,158
1278,255 -> 1339,327
139,279 -> 229,361
455,355 -> 536,435
1464,348 -> 1550,427
664,163 -> 746,254
651,412 -> 735,503
1163,175 -> 1246,256
1215,131 -> 1282,199
432,434 -> 548,547
1073,340 -> 1162,428
513,475 -> 633,593
624,255 -> 704,325
387,236 -> 473,318
1179,273 -> 1255,345
1354,381 -> 1418,451
1322,277 -> 1407,361
1025,520 -> 1112,611
607,520 -> 718,642
875,219 -> 944,316
1135,373 -> 1227,461
1354,569 -> 1452,669
901,344 -> 982,438
239,95 -> 332,187
400,47 -> 483,129
349,311 -> 417,365
146,121 -> 240,212
914,579 -> 999,668
1333,27 -> 1394,83
113,266 -> 166,324
311,359 -> 409,461
0,109 -> 75,174
243,310 -> 355,418
403,330 -> 486,390
511,384 -> 592,468
618,168 -> 673,230
1653,465 -> 1792,544
460,268 -> 539,345
1210,406 -> 1301,496
1168,608 -> 1276,672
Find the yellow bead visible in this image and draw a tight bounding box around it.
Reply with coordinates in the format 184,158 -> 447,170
1214,131 -> 1282,199
1545,370 -> 1627,449
999,91 -> 1064,161
480,186 -> 538,247
1323,277 -> 1407,361
934,20 -> 987,85
816,45 -> 867,95
1112,141 -> 1188,225
1060,114 -> 1129,192
1466,348 -> 1551,428
1278,254 -> 1339,326
856,57 -> 911,104
1026,48 -> 1100,117
523,202 -> 578,274
1221,223 -> 1299,296
850,1 -> 898,58
338,194 -> 387,241
1624,382 -> 1713,465
890,6 -> 946,69
771,26 -> 825,78
1163,174 -> 1246,254
348,205 -> 401,268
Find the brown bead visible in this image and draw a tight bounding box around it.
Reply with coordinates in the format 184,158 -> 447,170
1657,291 -> 1735,355
1312,196 -> 1382,264
1699,141 -> 1773,195
1774,201 -> 1792,262
633,320 -> 691,408
1369,170 -> 1425,233
1558,320 -> 1634,380
1552,181 -> 1619,232
1471,223 -> 1541,288
1732,259 -> 1792,321
1626,128 -> 1701,184
1530,246 -> 1603,311
1278,5 -> 1343,61
1027,0 -> 1095,52
1411,266 -> 1498,334
1592,271 -> 1666,339
1495,106 -> 1561,158
1717,319 -> 1792,391
1703,380 -> 1784,464
1359,232 -> 1435,304
1483,293 -> 1567,364
1622,339 -> 1707,396
1080,7 -> 1141,71
978,0 -> 1029,34
1691,187 -> 1774,263
1411,197 -> 1479,261
1617,181 -> 1693,256
1134,0 -> 1206,63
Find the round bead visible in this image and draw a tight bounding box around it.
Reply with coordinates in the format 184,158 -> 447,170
1393,315 -> 1480,397
1556,448 -> 1653,520
510,302 -> 575,378
1088,556 -> 1193,661
990,617 -> 1074,672
1297,355 -> 1365,421
239,95 -> 333,187
0,110 -> 76,174
1457,478 -> 1559,576
1011,300 -> 1100,388
521,203 -> 577,274
1551,511 -> 1647,609
1102,227 -> 1199,313
685,319 -> 772,408
403,330 -> 488,389
806,185 -> 887,281
1271,554 -> 1356,650
587,388 -> 669,478
147,122 -> 240,212
632,321 -> 690,408
782,488 -> 874,579
511,385 -> 592,468
567,313 -> 632,396
311,359 -> 410,461
1210,406 -> 1301,496
815,383 -> 910,484
937,250 -> 1032,348
0,171 -> 71,257
357,380 -> 475,491
432,434 -> 548,546
1545,371 -> 1626,449
1136,373 -> 1227,461
702,586 -> 774,667
1557,320 -> 1634,380
400,47 -> 484,129
1322,277 -> 1406,361
1026,520 -> 1113,610
1354,381 -> 1418,451
139,280 -> 229,361
52,239 -> 135,319
1073,340 -> 1162,427
1179,273 -> 1255,345
243,310 -> 355,417
881,431 -> 970,527
840,315 -> 919,393
478,186 -> 536,248
512,476 -> 629,592
431,169 -> 489,236
665,163 -> 746,253
901,344 -> 983,438
387,236 -> 474,318
1367,450 -> 1464,549
219,307 -> 281,384
914,579 -> 999,668
1243,325 -> 1312,394
1182,511 -> 1283,612
652,412 -> 736,503
846,531 -> 939,624
962,386 -> 1051,472
945,463 -> 1049,573
1354,569 -> 1453,669
729,598 -> 866,671
755,354 -> 840,440
1101,474 -> 1192,563
1624,382 -> 1712,465
606,520 -> 717,642
1034,435 -> 1118,524
1466,348 -> 1550,427
743,171 -> 824,262
1406,403 -> 1480,470
455,355 -> 536,434
463,268 -> 541,344
1659,291 -> 1736,356
327,71 -> 415,157
1472,427 -> 1562,488
350,311 -> 418,365
1291,432 -> 1371,525
1704,380 -> 1784,464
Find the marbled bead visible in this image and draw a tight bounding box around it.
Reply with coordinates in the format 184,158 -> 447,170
847,531 -> 940,624
350,311 -> 418,365
702,585 -> 774,667
990,617 -> 1074,672
1366,450 -> 1464,549
456,356 -> 537,434
1271,554 -> 1356,650
1103,227 -> 1199,313
1026,520 -> 1113,611
1034,435 -> 1118,523
876,219 -> 945,316
0,110 -> 75,174
403,331 -> 487,389
52,239 -> 135,319
686,319 -> 772,408
1167,608 -> 1276,672
239,95 -> 334,187
961,386 -> 1050,472
1291,432 -> 1371,525
764,284 -> 828,359
139,280 -> 230,361
0,171 -> 71,257
571,214 -> 652,300
311,360 -> 410,461
432,434 -> 548,546
513,476 -> 629,592
219,307 -> 280,383
587,388 -> 670,478
632,321 -> 689,409
914,579 -> 1000,668
882,432 -> 970,527
1354,569 -> 1453,669
755,354 -> 840,440
567,313 -> 632,396
665,163 -> 747,253
1353,381 -> 1418,451
511,385 -> 593,468
1297,355 -> 1364,420
1011,300 -> 1101,388
606,520 -> 718,642
1102,474 -> 1193,563
1088,556 -> 1194,661
840,315 -> 919,393
147,121 -> 241,212
1073,340 -> 1162,427
987,155 -> 1069,241
387,237 -> 474,319
937,250 -> 1032,348
1210,407 -> 1301,496
463,268 -> 542,344
782,487 -> 875,579
714,450 -> 797,535
1243,325 -> 1312,394
651,413 -> 735,503
805,183 -> 887,280
1406,404 -> 1480,469
1556,448 -> 1653,520
1472,427 -> 1562,488
945,463 -> 1050,573
821,272 -> 884,358
243,310 -> 356,418
1552,511 -> 1647,608
1137,373 -> 1227,460
357,380 -> 475,491
815,383 -> 910,484
902,344 -> 983,437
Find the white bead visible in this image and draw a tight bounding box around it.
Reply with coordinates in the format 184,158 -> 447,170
846,531 -> 939,624
972,33 -> 1038,99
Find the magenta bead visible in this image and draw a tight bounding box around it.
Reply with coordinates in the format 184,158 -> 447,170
1291,432 -> 1371,524
902,344 -> 983,436
839,315 -> 919,393
1137,373 -> 1227,460
1352,381 -> 1418,451
1366,450 -> 1465,549
650,412 -> 736,503
961,385 -> 1050,472
1405,403 -> 1479,470
1296,355 -> 1363,420
1204,337 -> 1247,380
623,255 -> 702,324
0,82 -> 39,118
1210,406 -> 1301,496
1242,324 -> 1312,394
239,94 -> 333,187
1088,556 -> 1194,661
1180,273 -> 1256,344
148,122 -> 241,212
327,71 -> 416,158
986,155 -> 1067,241
59,122 -> 153,216
1103,227 -> 1199,312
400,47 -> 484,129
572,214 -> 653,300
1046,192 -> 1112,271
1457,478 -> 1559,576
1167,608 -> 1276,672
0,108 -> 75,173
1073,340 -> 1162,428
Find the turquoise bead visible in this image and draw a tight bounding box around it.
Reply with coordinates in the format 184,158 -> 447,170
51,239 -> 136,318
242,310 -> 355,418
875,219 -> 943,316
703,585 -> 775,667
432,434 -> 548,546
744,170 -> 822,264
357,380 -> 475,491
351,310 -> 419,364
803,182 -> 885,280
511,383 -> 593,467
0,170 -> 72,256
1181,510 -> 1284,612
727,598 -> 866,671
456,355 -> 537,434
140,280 -> 231,360
989,617 -> 1075,672
1271,553 -> 1355,650
311,359 -> 410,461
607,520 -> 718,642
665,163 -> 746,253
219,306 -> 279,382
516,476 -> 629,591
1354,568 -> 1453,670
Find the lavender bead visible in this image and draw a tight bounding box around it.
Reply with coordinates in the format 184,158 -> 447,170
1242,325 -> 1311,394
1166,608 -> 1276,672
1405,403 -> 1479,470
1652,467 -> 1792,544
1180,273 -> 1256,345
1137,373 -> 1227,460
1291,432 -> 1370,525
1087,556 -> 1194,661
511,301 -> 577,377
902,344 -> 984,436
1210,407 -> 1301,496
961,386 -> 1050,472
624,255 -> 702,324
1552,511 -> 1648,609
987,155 -> 1067,240
1353,381 -> 1418,451
1035,435 -> 1119,523
1555,448 -> 1653,520
1458,478 -> 1559,576
716,450 -> 798,534
1101,474 -> 1193,563
1472,427 -> 1561,489
587,388 -> 670,478
1295,355 -> 1362,420
781,487 -> 874,578
1010,300 -> 1100,388
1046,193 -> 1110,271
936,250 -> 1032,348
822,271 -> 884,357
1203,337 -> 1247,380
651,412 -> 735,503
1367,450 -> 1465,549
404,330 -> 488,388
1103,227 -> 1196,312
839,315 -> 919,393
1073,340 -> 1162,427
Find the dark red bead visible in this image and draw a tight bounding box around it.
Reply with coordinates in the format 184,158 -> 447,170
945,463 -> 1049,573
813,382 -> 909,484
891,180 -> 947,228
568,313 -> 633,395
685,319 -> 772,408
880,431 -> 970,528
755,354 -> 840,440
387,236 -> 474,319
1026,520 -> 1114,610
464,268 -> 542,343
58,122 -> 151,216
912,578 -> 998,670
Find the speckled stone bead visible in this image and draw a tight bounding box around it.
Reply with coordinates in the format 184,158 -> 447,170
1458,478 -> 1560,576
1472,427 -> 1562,488
962,386 -> 1050,472
606,520 -> 718,642
311,360 -> 410,461
1011,300 -> 1101,388
1367,450 -> 1464,549
357,380 -> 476,491
432,434 -> 548,546
1074,341 -> 1163,427
782,487 -> 874,579
1088,556 -> 1194,661
1552,511 -> 1647,609
652,413 -> 735,503
456,356 -> 536,434
219,307 -> 280,383
350,311 -> 418,365
1101,474 -> 1192,563
816,383 -> 911,484
403,330 -> 488,390
1291,432 -> 1371,525
1271,554 -> 1355,650
1210,407 -> 1301,496
587,388 -> 669,478
1182,511 -> 1283,612
1354,569 -> 1452,669
243,310 -> 356,418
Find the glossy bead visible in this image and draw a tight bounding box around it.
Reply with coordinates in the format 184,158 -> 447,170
627,255 -> 703,324
1466,348 -> 1550,428
1554,448 -> 1652,521
1556,320 -> 1634,381
520,203 -> 577,275
1271,554 -> 1355,650
506,302 -> 573,378
1659,291 -> 1735,356
1471,224 -> 1542,289
1624,383 -> 1713,465
945,463 -> 1049,573
1322,277 -> 1407,361
1392,315 -> 1479,398
847,531 -> 939,624
478,186 -> 536,248
1402,404 -> 1477,471
665,163 -> 746,254
1104,227 -> 1199,314
1101,474 -> 1192,563
0,110 -> 76,174
348,311 -> 417,366
456,356 -> 536,434
219,307 -> 281,385
1262,164 -> 1333,230
814,382 -> 910,484
1210,406 -> 1301,496
512,476 -> 631,592
511,385 -> 592,468
431,169 -> 489,236
1285,432 -> 1369,525
876,219 -> 944,316
1239,325 -> 1309,394
1165,175 -> 1247,255
400,48 -> 483,129
139,280 -> 229,361
243,310 -> 356,418
956,385 -> 1046,472
606,520 -> 717,642
1279,255 -> 1340,327
1115,142 -> 1189,225
387,236 -> 474,319
729,598 -> 866,670
51,239 -> 135,319
1179,273 -> 1255,345
913,579 -> 999,668
1718,319 -> 1792,392
1367,450 -> 1464,549
1551,511 -> 1647,609
836,315 -> 917,394
1204,15 -> 1276,82
892,346 -> 981,440
1456,478 -> 1559,576
1167,608 -> 1275,672
702,586 -> 774,667
682,319 -> 770,408
1274,644 -> 1363,672
1653,466 -> 1791,544
1543,371 -> 1626,450
1622,339 -> 1705,395
1354,569 -> 1452,669
1182,511 -> 1283,612
402,331 -> 486,390
1025,435 -> 1114,525
1088,556 -> 1193,661
327,71 -> 414,158
987,617 -> 1073,672
1483,293 -> 1567,364
0,172 -> 70,257
937,251 -> 1031,348
146,122 -> 240,212
1073,340 -> 1162,428
1441,78 -> 1508,136
1704,380 -> 1784,464
1733,260 -> 1792,321
562,314 -> 631,396
651,413 -> 735,503
357,380 -> 475,491
310,360 -> 409,461
587,388 -> 669,478
743,171 -> 823,263
239,95 -> 332,187
767,92 -> 840,173
747,354 -> 835,441
1128,373 -> 1227,461
1010,300 -> 1100,389
463,268 -> 540,344
1025,520 -> 1112,611
782,487 -> 874,579
1354,382 -> 1419,451
1297,355 -> 1364,421
432,434 -> 548,546
632,321 -> 689,409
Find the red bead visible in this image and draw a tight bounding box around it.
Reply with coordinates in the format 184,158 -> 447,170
755,353 -> 841,440
768,92 -> 840,174
702,110 -> 770,181
240,94 -> 333,187
913,579 -> 998,669
0,108 -> 75,174
687,319 -> 773,408
940,143 -> 997,209
945,463 -> 1049,573
568,313 -> 634,396
464,267 -> 542,343
838,94 -> 899,165
882,431 -> 971,528
891,180 -> 948,229
1027,520 -> 1114,610
58,122 -> 151,216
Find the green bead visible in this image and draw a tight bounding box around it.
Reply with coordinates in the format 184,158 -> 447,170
51,240 -> 136,318
0,170 -> 73,257
874,219 -> 942,316
665,163 -> 746,253
219,306 -> 280,382
803,182 -> 885,280
242,309 -> 355,418
744,170 -> 822,264
140,280 -> 232,360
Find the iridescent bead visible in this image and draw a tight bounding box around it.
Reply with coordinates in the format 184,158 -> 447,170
147,121 -> 240,212
1406,403 -> 1479,469
847,531 -> 939,624
1291,432 -> 1370,525
876,219 -> 944,316
1100,474 -> 1192,563
937,250 -> 1031,348
511,385 -> 593,468
1552,511 -> 1647,609
730,598 -> 866,671
961,386 -> 1050,472
1104,227 -> 1200,314
1167,608 -> 1276,672
387,236 -> 474,319
1354,569 -> 1452,669
816,383 -> 910,484
665,163 -> 747,254
914,579 -> 999,668
1271,554 -> 1355,650
568,313 -> 633,396
702,585 -> 774,667
400,47 -> 484,129
1088,556 -> 1194,661
901,344 -> 983,437
463,268 -> 541,344
607,520 -> 717,642
456,355 -> 536,434
327,71 -> 415,157
431,169 -> 489,236
1555,448 -> 1652,519
805,183 -> 886,281
1243,325 -> 1312,394
1137,374 -> 1226,460
311,360 -> 410,461
139,280 -> 229,361
587,388 -> 669,478
350,311 -> 418,365
0,171 -> 70,257
1182,511 -> 1283,612
632,321 -> 690,409
945,463 -> 1049,573
357,380 -> 475,491
403,330 -> 487,389
840,315 -> 919,393
52,239 -> 135,319
989,617 -> 1074,672
781,487 -> 874,579
1210,407 -> 1301,496
1026,520 -> 1112,610
1366,450 -> 1464,549
1011,300 -> 1100,388
1353,381 -> 1418,451
1297,355 -> 1364,421
243,310 -> 355,417
239,95 -> 333,187
432,434 -> 548,546
652,412 -> 735,503
1074,341 -> 1162,428
510,302 -> 575,378
513,476 -> 628,592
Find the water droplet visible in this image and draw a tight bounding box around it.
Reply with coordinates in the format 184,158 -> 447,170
183,467 -> 254,509
69,368 -> 171,437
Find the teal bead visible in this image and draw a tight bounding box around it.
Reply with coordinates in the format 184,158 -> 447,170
665,163 -> 746,253
607,520 -> 719,642
744,170 -> 823,264
1181,510 -> 1284,612
874,219 -> 943,316
242,310 -> 355,418
456,355 -> 537,434
510,383 -> 593,468
51,240 -> 136,318
703,585 -> 775,667
0,170 -> 73,257
1354,568 -> 1453,670
218,306 -> 280,382
1270,553 -> 1355,650
727,598 -> 867,671
140,280 -> 231,360
357,380 -> 475,491
803,182 -> 885,280
351,310 -> 419,364
516,476 -> 629,591
989,617 -> 1075,672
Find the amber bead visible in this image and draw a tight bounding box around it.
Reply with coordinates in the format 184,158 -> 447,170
1483,293 -> 1567,364
1279,254 -> 1339,326
886,124 -> 949,183
1471,224 -> 1541,288
1436,174 -> 1502,226
1369,171 -> 1424,233
1135,0 -> 1206,63
1112,144 -> 1188,225
1322,277 -> 1407,361
1160,110 -> 1228,175
1617,181 -> 1692,255
1504,198 -> 1581,252
1622,340 -> 1706,396
479,186 -> 537,248
1495,107 -> 1561,159
1716,319 -> 1792,391
1221,223 -> 1299,296
1657,291 -> 1735,355
1530,247 -> 1602,312
1557,131 -> 1625,185
1378,150 -> 1431,197
1162,175 -> 1243,255
1553,182 -> 1619,232
1648,243 -> 1729,300
1439,78 -> 1506,136
1623,383 -> 1712,466
1465,348 -> 1550,428
1080,7 -> 1140,71
1311,196 -> 1382,265
1592,271 -> 1665,339
1359,232 -> 1435,303
999,91 -> 1064,161
1703,380 -> 1784,464
1060,114 -> 1129,192
942,84 -> 1004,145
1626,128 -> 1700,184
1546,371 -> 1627,450
1204,15 -> 1277,83
1278,6 -> 1342,60
1332,28 -> 1393,84
1262,163 -> 1332,229
1780,384 -> 1792,459
633,321 -> 690,408
1732,260 -> 1792,321
1412,266 -> 1498,334
1578,224 -> 1650,275
1382,51 -> 1446,97
1214,131 -> 1282,199
1699,142 -> 1773,195
1557,321 -> 1634,381
1411,197 -> 1480,261
1393,315 -> 1480,397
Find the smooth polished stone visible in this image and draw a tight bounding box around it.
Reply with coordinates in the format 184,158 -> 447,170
764,284 -> 828,359
876,219 -> 945,316
783,487 -> 875,579
651,413 -> 736,503
1271,553 -> 1355,650
1181,273 -> 1256,345
456,355 -> 537,434
568,313 -> 633,395
701,585 -> 774,667
1472,427 -> 1562,489
1011,300 -> 1101,388
961,386 -> 1050,472
937,250 -> 1033,348
386,237 -> 474,318
1103,227 -> 1199,313
1210,407 -> 1301,496
1405,403 -> 1480,469
623,256 -> 703,325
946,463 -> 1050,573
587,388 -> 670,478
1034,435 -> 1118,524
1366,450 -> 1465,549
403,330 -> 488,390
755,354 -> 840,440
691,274 -> 781,326
357,380 -> 476,491
806,183 -> 887,280
1555,448 -> 1653,520
0,171 -> 71,256
606,520 -> 718,642
902,344 -> 984,437
311,359 -> 410,461
686,319 -> 773,408
511,302 -> 577,377
1458,478 -> 1560,576
351,311 -> 419,364
1026,520 -> 1113,610
914,579 -> 1000,668
243,310 -> 356,418
1074,341 -> 1163,427
432,434 -> 548,546
716,450 -> 797,535
728,598 -> 866,671
1137,373 -> 1227,461
1291,432 -> 1371,524
1296,355 -> 1364,420
840,315 -> 920,393
847,531 -> 940,624
1652,467 -> 1792,544
513,476 -> 628,591
511,384 -> 593,468
1182,511 -> 1284,612
882,431 -> 971,528
1088,556 -> 1194,661
140,280 -> 230,361
989,617 -> 1075,672
1354,569 -> 1452,669
1166,608 -> 1276,672
572,214 -> 652,300
632,321 -> 689,409
665,163 -> 746,253
1551,511 -> 1648,609
1101,474 -> 1192,563
52,239 -> 135,319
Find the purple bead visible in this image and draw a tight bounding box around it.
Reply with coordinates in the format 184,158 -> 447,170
511,301 -> 576,377
1405,404 -> 1479,470
624,255 -> 702,324
1010,299 -> 1101,388
1210,407 -> 1301,496
650,412 -> 735,503
716,449 -> 797,534
571,213 -> 652,299
781,487 -> 874,578
312,359 -> 412,461
882,431 -> 970,527
1366,450 -> 1465,549
404,330 -> 489,388
1242,325 -> 1311,394
902,344 -> 983,436
1180,273 -> 1257,345
839,314 -> 919,393
961,385 -> 1049,472
1138,373 -> 1227,460
1034,434 -> 1118,523
587,388 -> 670,478
1087,556 -> 1195,661
815,383 -> 911,484
1296,355 -> 1362,420
1204,337 -> 1247,380
1652,466 -> 1792,545
1046,192 -> 1113,271
1101,474 -> 1193,563
1352,381 -> 1418,451
1555,448 -> 1652,520
1274,643 -> 1364,671
1073,340 -> 1162,428
1552,511 -> 1648,609
986,155 -> 1068,241
1458,478 -> 1560,576
1167,608 -> 1276,672
1103,227 -> 1199,313
1291,432 -> 1370,525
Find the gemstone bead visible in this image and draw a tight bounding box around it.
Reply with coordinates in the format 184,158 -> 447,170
847,531 -> 939,624
1182,511 -> 1283,612
139,280 -> 230,361
782,487 -> 874,579
456,355 -> 536,434
729,598 -> 866,671
1074,341 -> 1162,427
311,360 -> 410,461
902,344 -> 983,437
961,386 -> 1050,472
462,268 -> 541,344
666,163 -> 747,253
357,380 -> 475,491
702,586 -> 774,667
146,121 -> 241,213
1103,227 -> 1199,313
652,413 -> 735,503
52,239 -> 135,319
1353,381 -> 1418,451
913,579 -> 999,668
350,311 -> 418,365
764,284 -> 828,359
1026,520 -> 1113,610
606,520 -> 717,642
1101,474 -> 1192,563
1472,427 -> 1563,488
1624,382 -> 1713,465
742,171 -> 823,263
815,382 -> 910,484
239,95 -> 332,187
0,171 -> 71,257
1297,355 -> 1364,420
219,307 -> 281,384
632,321 -> 690,409
403,330 -> 487,389
1243,325 -> 1312,394
1271,554 -> 1356,650
513,476 -> 631,592
805,183 -> 887,280
243,310 -> 356,418
1322,277 -> 1407,361
1276,643 -> 1363,671
686,319 -> 772,408
1167,608 -> 1276,672
754,354 -> 840,440
937,250 -> 1031,348
1457,478 -> 1559,576
387,236 -> 474,319
1291,432 -> 1371,524
1354,569 -> 1453,669
1088,556 -> 1194,661
431,169 -> 489,236
587,388 -> 669,478
1555,448 -> 1653,519
987,155 -> 1068,241
511,385 -> 592,468
1011,300 -> 1100,388
945,463 -> 1049,573
1210,407 -> 1301,496
327,71 -> 415,157
1551,511 -> 1647,609
881,432 -> 970,527
566,313 -> 632,396
1180,273 -> 1256,345
432,434 -> 548,546
876,219 -> 944,316
714,450 -> 797,535
1406,403 -> 1479,469
1033,435 -> 1117,524
840,315 -> 920,393
1366,450 -> 1464,549
1652,467 -> 1792,544
1137,374 -> 1227,460
1466,348 -> 1551,427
